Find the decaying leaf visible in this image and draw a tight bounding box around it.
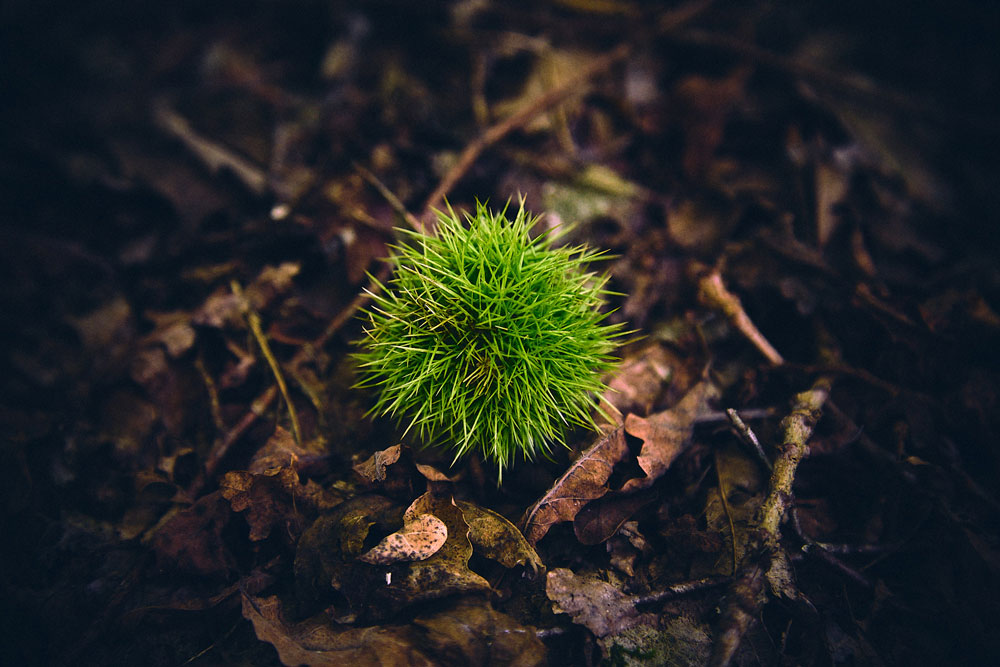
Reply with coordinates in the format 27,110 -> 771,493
353,444 -> 420,499
413,597 -> 547,666
358,512 -> 447,564
546,568 -> 655,638
457,501 -> 544,573
242,594 -> 434,667
150,491 -> 235,576
600,618 -> 712,667
520,426 -> 628,545
249,425 -> 326,474
370,492 -> 491,609
700,442 -> 767,577
295,493 -> 491,623
602,344 -> 678,418
621,380 -> 717,492
673,67 -> 751,179
221,428 -> 341,542
353,444 -> 402,483
243,594 -> 546,667
573,491 -> 654,546
221,467 -> 307,542
192,262 -> 300,329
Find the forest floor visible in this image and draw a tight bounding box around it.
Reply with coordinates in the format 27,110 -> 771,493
3,1 -> 1000,665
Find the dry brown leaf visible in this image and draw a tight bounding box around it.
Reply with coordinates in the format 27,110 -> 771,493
602,344 -> 676,418
358,512 -> 447,564
457,501 -> 544,574
573,491 -> 654,546
151,491 -> 234,576
413,597 -> 547,666
415,463 -> 460,482
353,445 -> 421,499
221,467 -> 303,542
192,262 -> 300,329
353,444 -> 402,483
621,380 -> 716,492
520,426 -> 628,545
546,568 -> 655,638
242,594 -> 434,667
295,493 -> 491,623
674,67 -> 751,179
249,426 -> 303,472
222,430 -> 341,541
243,594 -> 546,667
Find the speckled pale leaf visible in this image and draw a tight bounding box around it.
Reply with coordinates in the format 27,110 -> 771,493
358,512 -> 447,564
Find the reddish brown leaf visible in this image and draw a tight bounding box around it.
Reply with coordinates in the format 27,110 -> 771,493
221,468 -> 302,541
222,430 -> 341,542
573,491 -> 654,546
520,426 -> 628,545
621,380 -> 716,492
151,491 -> 234,576
602,345 -> 677,419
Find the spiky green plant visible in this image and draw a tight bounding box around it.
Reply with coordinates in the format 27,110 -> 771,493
354,201 -> 625,477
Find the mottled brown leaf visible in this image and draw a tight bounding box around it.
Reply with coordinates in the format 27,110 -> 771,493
358,512 -> 447,564
546,568 -> 655,638
520,426 -> 628,545
372,493 -> 490,607
295,493 -> 491,623
621,380 -> 716,492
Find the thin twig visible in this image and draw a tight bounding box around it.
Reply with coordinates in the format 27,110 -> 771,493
698,270 -> 784,366
709,376 -> 832,667
714,449 -> 739,576
421,43 -> 632,219
352,161 -> 424,233
153,102 -> 269,195
232,280 -> 303,447
726,407 -> 772,470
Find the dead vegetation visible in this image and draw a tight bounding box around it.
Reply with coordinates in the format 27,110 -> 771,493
2,1 -> 1000,665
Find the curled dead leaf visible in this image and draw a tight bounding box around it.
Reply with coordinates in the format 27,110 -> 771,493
457,501 -> 544,574
353,444 -> 402,483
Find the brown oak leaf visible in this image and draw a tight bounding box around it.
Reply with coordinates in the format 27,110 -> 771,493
621,380 -> 716,492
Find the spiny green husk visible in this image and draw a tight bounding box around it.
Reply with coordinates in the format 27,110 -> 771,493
354,201 -> 625,476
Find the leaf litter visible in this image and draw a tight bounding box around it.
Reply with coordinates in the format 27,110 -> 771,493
3,1 -> 1000,665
